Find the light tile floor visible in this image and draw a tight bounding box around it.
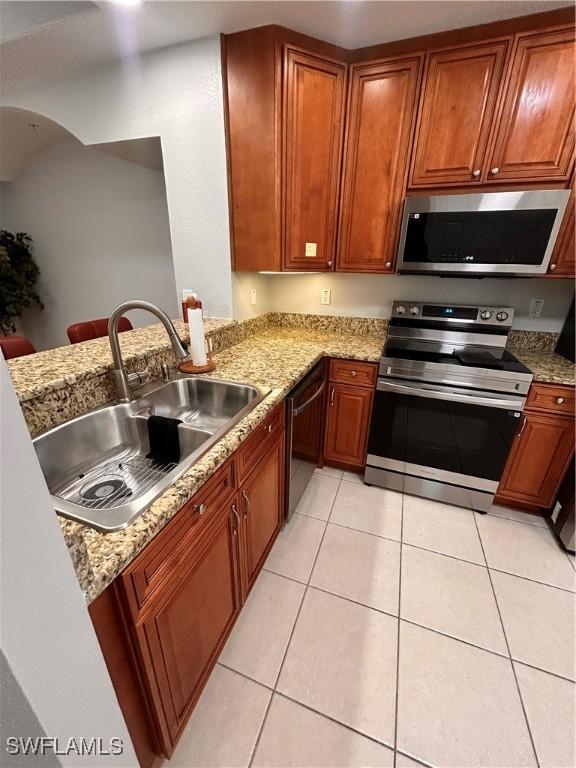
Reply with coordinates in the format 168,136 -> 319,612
166,473 -> 576,768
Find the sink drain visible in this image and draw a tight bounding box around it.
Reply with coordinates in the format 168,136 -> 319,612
79,474 -> 132,502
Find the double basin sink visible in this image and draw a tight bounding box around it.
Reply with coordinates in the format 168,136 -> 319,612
34,377 -> 270,532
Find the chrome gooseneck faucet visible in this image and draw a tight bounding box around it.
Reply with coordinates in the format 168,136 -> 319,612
108,300 -> 189,402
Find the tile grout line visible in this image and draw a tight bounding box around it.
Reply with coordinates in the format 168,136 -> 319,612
273,689 -> 396,754
246,475 -> 343,767
392,491 -> 405,768
472,511 -> 541,768
325,517 -> 576,594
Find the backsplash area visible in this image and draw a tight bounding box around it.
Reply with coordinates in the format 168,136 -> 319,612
237,273 -> 575,333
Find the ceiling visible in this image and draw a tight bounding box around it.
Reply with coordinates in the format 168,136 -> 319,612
1,1 -> 572,91
0,107 -> 163,181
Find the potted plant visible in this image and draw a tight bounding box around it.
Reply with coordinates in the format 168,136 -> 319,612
0,230 -> 43,335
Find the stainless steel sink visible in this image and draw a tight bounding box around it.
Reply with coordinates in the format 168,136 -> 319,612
34,376 -> 269,532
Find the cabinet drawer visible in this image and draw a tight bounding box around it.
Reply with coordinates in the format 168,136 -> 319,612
329,359 -> 377,388
526,383 -> 575,415
122,459 -> 236,614
236,404 -> 285,483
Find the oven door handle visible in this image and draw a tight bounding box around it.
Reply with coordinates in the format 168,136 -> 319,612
376,379 -> 525,410
293,380 -> 326,417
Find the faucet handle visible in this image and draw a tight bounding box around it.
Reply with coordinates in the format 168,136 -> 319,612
127,367 -> 150,387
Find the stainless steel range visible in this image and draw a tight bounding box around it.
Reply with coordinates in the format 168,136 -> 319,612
364,301 -> 533,512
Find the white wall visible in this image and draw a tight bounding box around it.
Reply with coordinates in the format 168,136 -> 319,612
2,139 -> 177,350
262,272 -> 575,332
232,272 -> 273,320
1,35 -> 233,318
0,359 -> 137,767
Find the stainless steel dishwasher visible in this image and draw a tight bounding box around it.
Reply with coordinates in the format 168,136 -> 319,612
285,361 -> 327,520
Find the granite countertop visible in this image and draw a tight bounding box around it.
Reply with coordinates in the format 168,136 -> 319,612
512,349 -> 575,387
8,312 -> 574,604
55,326 -> 384,603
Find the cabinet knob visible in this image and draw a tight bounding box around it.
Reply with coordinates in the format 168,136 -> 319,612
490,167 -> 499,176
556,397 -> 565,404
327,260 -> 333,267
329,387 -> 335,406
350,370 -> 357,377
193,502 -> 206,516
267,424 -> 273,433
472,169 -> 481,178
385,262 -> 392,269
549,263 -> 557,272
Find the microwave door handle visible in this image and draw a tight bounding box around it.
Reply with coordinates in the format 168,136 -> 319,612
293,380 -> 326,417
376,379 -> 524,411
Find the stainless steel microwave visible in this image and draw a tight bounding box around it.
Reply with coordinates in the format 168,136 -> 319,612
397,190 -> 570,276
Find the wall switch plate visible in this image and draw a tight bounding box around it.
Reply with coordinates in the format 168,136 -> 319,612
305,242 -> 317,258
250,288 -> 257,306
529,298 -> 544,318
320,288 -> 331,305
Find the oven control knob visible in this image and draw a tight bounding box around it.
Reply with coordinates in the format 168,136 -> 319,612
496,311 -> 509,322
480,310 -> 492,320
396,305 -> 406,315
409,306 -> 419,315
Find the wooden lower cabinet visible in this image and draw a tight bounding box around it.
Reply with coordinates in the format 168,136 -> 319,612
497,389 -> 575,509
132,506 -> 242,754
324,384 -> 374,470
90,415 -> 285,764
239,434 -> 284,592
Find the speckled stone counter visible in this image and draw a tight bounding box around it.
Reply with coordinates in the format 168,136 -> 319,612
512,349 -> 575,386
8,310 -> 574,603
507,330 -> 575,386
10,319 -> 384,603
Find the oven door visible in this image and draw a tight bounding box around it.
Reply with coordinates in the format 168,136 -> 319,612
366,379 -> 525,492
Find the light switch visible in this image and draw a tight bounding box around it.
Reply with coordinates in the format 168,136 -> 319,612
250,288 -> 257,306
321,288 -> 331,305
305,242 -> 317,258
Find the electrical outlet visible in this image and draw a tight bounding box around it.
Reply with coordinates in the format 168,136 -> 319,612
321,288 -> 331,305
529,298 -> 544,318
250,288 -> 257,306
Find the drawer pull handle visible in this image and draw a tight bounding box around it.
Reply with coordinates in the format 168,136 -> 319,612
330,387 -> 335,406
232,503 -> 241,535
556,397 -> 565,404
267,424 -> 273,433
193,502 -> 206,516
241,490 -> 250,519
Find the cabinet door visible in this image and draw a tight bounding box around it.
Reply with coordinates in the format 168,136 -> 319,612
324,383 -> 374,469
337,56 -> 422,272
136,508 -> 241,753
497,410 -> 575,508
283,46 -> 346,270
241,435 -> 284,589
410,40 -> 509,187
487,28 -> 575,183
548,185 -> 575,277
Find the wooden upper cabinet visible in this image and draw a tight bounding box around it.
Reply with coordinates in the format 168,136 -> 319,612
225,28 -> 282,271
337,56 -> 422,272
283,47 -> 346,270
410,40 -> 510,187
487,27 -> 575,183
